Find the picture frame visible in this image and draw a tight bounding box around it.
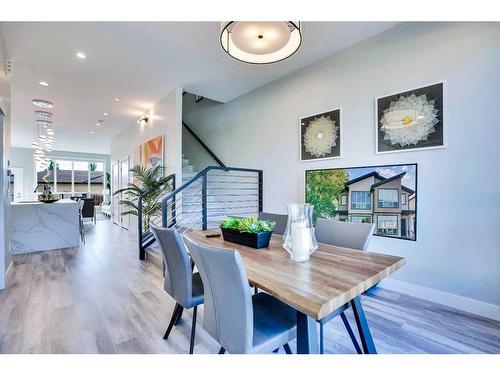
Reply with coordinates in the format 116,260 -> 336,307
375,82 -> 446,154
299,107 -> 343,162
139,135 -> 164,169
304,163 -> 418,241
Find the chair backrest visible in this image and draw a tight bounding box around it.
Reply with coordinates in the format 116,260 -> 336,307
184,236 -> 253,354
258,212 -> 288,236
81,198 -> 94,218
315,218 -> 375,251
150,224 -> 194,308
78,199 -> 85,212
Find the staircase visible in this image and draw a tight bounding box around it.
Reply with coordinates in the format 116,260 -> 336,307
139,120 -> 263,264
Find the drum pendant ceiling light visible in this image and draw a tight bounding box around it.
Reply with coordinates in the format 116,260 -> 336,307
220,21 -> 302,64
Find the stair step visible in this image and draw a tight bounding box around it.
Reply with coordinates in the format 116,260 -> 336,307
182,165 -> 194,173
182,158 -> 189,166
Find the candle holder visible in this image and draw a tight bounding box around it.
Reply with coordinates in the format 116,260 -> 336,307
282,203 -> 318,262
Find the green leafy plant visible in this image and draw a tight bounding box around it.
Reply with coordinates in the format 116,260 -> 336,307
113,165 -> 174,231
306,169 -> 349,221
220,217 -> 276,234
105,172 -> 111,190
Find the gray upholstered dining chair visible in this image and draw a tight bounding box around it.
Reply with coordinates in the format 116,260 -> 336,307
314,218 -> 376,354
258,212 -> 288,235
184,236 -> 297,354
150,224 -> 204,354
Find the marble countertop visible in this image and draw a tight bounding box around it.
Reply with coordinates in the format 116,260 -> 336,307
11,198 -> 80,254
11,198 -> 78,206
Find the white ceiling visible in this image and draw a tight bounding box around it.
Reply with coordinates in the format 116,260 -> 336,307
1,22 -> 398,154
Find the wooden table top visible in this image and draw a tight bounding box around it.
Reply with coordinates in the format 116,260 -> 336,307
184,229 -> 406,320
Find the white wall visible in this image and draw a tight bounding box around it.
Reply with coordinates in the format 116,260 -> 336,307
182,93 -> 223,171
110,88 -> 183,233
0,29 -> 11,288
9,147 -> 110,200
182,23 -> 500,308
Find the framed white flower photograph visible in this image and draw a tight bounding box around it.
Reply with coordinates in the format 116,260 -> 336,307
375,82 -> 445,154
300,108 -> 342,162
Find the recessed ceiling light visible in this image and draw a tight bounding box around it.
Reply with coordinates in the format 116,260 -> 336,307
114,98 -> 120,102
76,51 -> 86,59
38,81 -> 49,87
103,112 -> 109,116
90,131 -> 94,134
96,123 -> 102,127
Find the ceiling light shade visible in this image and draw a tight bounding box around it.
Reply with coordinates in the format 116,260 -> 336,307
76,51 -> 86,59
32,99 -> 54,108
35,110 -> 53,118
220,21 -> 301,64
36,119 -> 52,126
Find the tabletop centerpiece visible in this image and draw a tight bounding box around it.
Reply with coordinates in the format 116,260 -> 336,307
220,216 -> 276,249
35,184 -> 60,203
282,203 -> 318,262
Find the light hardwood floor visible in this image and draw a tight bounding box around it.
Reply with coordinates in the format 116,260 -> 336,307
1,219 -> 499,354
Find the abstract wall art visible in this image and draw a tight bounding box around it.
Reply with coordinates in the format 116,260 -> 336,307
140,135 -> 164,169
376,82 -> 444,154
300,108 -> 342,162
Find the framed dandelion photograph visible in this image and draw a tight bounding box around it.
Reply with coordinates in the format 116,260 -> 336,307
300,108 -> 342,162
375,82 -> 445,154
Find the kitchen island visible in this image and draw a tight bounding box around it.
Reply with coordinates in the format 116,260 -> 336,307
11,199 -> 80,254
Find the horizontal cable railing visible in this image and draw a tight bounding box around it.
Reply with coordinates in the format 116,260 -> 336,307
160,166 -> 263,238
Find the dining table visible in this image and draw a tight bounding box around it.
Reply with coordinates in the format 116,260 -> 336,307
184,229 -> 406,354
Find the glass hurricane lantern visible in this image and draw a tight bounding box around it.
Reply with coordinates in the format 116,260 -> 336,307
282,203 -> 318,262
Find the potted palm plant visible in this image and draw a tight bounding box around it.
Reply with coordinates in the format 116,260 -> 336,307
113,165 -> 174,232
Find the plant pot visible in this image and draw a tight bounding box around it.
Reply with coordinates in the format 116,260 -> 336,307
220,228 -> 273,249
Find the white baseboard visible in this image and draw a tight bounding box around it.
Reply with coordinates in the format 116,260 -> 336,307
378,278 -> 500,322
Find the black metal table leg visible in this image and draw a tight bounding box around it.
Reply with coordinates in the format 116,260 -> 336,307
296,311 -> 319,354
351,296 -> 377,354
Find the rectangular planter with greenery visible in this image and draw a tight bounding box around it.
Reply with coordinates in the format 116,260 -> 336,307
220,217 -> 276,249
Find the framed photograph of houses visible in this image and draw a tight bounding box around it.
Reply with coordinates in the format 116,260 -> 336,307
300,108 -> 342,162
305,163 -> 417,241
375,82 -> 445,154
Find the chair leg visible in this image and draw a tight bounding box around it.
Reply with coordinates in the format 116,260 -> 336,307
283,343 -> 292,354
163,303 -> 182,340
340,312 -> 363,354
319,321 -> 324,354
254,286 -> 258,294
218,347 -> 225,354
175,306 -> 184,325
189,306 -> 197,354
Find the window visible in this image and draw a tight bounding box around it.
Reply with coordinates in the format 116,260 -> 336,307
351,191 -> 371,210
377,215 -> 398,236
340,195 -> 347,205
351,216 -> 372,224
401,193 -> 407,205
35,158 -> 105,195
73,161 -> 90,193
55,159 -> 73,193
378,188 -> 399,208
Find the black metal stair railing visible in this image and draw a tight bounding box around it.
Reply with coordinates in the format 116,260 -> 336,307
138,174 -> 176,260
161,166 -> 263,235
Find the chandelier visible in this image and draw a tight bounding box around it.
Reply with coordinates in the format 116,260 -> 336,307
220,21 -> 302,64
31,102 -> 55,169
